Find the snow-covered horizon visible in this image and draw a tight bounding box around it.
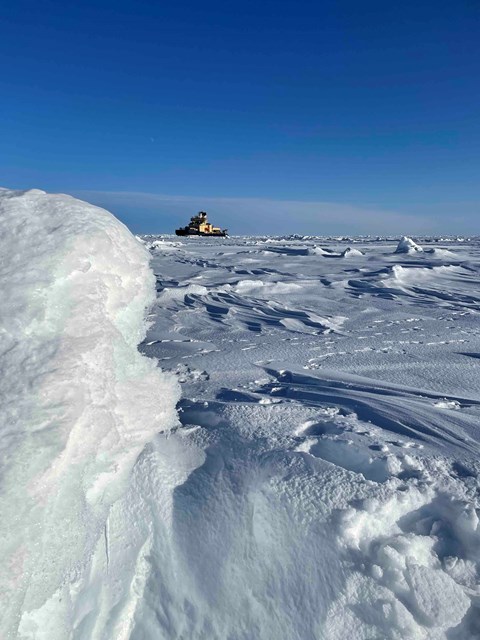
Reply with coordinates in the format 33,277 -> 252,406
2,188 -> 480,639
142,232 -> 478,242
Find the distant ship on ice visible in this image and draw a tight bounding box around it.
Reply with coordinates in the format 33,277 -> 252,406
175,211 -> 228,237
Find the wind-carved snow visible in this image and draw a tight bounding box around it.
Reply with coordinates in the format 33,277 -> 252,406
395,236 -> 424,253
139,233 -> 480,640
3,199 -> 480,640
0,189 -> 179,639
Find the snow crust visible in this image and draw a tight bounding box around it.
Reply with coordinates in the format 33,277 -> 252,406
0,189 -> 179,638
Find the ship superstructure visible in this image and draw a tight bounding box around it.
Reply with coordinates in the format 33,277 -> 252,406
175,211 -> 228,237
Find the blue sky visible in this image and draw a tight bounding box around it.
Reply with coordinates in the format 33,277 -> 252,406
0,0 -> 479,234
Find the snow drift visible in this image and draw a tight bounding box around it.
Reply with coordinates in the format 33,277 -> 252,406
2,192 -> 479,640
0,189 -> 179,638
341,246 -> 364,257
140,233 -> 480,640
395,236 -> 423,254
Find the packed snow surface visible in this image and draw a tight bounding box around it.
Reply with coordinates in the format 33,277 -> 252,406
3,197 -> 480,640
139,233 -> 480,640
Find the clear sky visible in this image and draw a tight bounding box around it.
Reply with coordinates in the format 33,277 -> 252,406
0,0 -> 479,234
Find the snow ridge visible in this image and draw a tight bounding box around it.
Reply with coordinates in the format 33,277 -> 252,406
395,236 -> 424,254
0,189 -> 179,638
2,192 -> 480,639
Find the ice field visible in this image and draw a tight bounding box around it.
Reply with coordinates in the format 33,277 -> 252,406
140,232 -> 480,640
1,189 -> 480,639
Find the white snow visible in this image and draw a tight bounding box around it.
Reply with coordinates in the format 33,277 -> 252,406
310,244 -> 329,255
341,246 -> 365,257
139,231 -> 480,640
0,188 -> 179,638
232,279 -> 303,294
147,238 -> 183,251
2,195 -> 480,640
395,236 -> 424,253
425,247 -> 457,259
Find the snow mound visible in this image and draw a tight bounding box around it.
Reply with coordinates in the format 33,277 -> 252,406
310,245 -> 329,255
148,238 -> 182,251
395,236 -> 424,253
341,246 -> 365,257
0,188 -> 180,637
425,247 -> 457,259
334,488 -> 476,636
384,263 -> 466,289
